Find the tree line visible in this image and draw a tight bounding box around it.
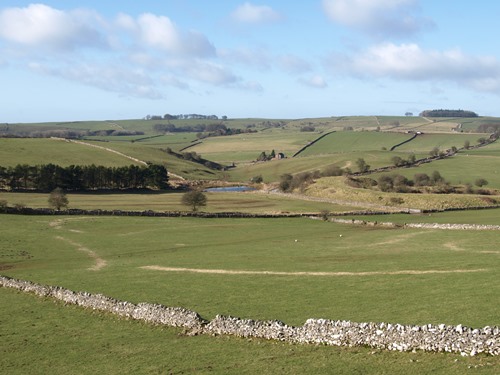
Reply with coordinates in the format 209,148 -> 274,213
0,128 -> 144,139
153,123 -> 256,137
146,114 -> 227,120
0,164 -> 169,192
419,109 -> 478,118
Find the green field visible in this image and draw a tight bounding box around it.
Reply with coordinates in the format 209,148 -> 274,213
298,131 -> 411,156
395,133 -> 479,153
0,138 -> 143,167
2,115 -> 500,373
0,191 -> 358,213
1,215 -> 498,328
189,129 -> 314,162
369,141 -> 500,189
3,288 -> 497,375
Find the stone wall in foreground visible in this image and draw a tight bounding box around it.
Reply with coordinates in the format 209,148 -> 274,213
1,275 -> 498,357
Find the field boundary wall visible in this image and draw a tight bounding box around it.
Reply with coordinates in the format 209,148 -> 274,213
0,275 -> 498,356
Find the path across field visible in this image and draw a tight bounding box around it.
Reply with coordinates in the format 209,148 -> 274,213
141,265 -> 487,277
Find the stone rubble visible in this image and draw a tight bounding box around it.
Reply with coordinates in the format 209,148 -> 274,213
331,218 -> 500,231
1,275 -> 498,357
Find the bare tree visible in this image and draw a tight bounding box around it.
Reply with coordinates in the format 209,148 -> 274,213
48,188 -> 68,211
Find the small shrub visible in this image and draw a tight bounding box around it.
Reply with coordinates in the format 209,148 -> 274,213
414,173 -> 431,186
431,171 -> 445,184
355,158 -> 370,173
475,178 -> 488,187
475,189 -> 491,196
320,210 -> 330,221
377,175 -> 394,192
391,156 -> 405,167
279,174 -> 293,192
0,200 -> 7,212
322,165 -> 343,177
429,147 -> 440,157
251,175 -> 263,183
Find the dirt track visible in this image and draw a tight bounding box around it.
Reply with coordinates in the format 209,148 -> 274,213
141,265 -> 487,277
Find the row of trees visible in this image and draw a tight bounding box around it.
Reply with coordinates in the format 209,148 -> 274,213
146,114 -> 227,120
377,171 -> 488,193
0,128 -> 144,139
154,123 -> 256,137
419,109 -> 478,118
0,164 -> 169,191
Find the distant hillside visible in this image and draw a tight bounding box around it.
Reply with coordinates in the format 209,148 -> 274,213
419,109 -> 478,118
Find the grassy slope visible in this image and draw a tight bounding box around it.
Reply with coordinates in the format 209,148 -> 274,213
368,140 -> 500,189
298,131 -> 411,156
0,191 -> 358,213
0,138 -> 143,167
395,133 -> 479,153
307,176 -> 497,210
1,215 -> 498,329
3,289 -> 497,375
189,130 -> 314,162
79,141 -> 223,180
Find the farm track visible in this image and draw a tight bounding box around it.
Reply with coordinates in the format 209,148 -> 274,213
55,236 -> 107,271
141,265 -> 488,277
50,137 -> 186,180
49,217 -> 107,271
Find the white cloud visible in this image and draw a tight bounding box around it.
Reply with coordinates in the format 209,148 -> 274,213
119,13 -> 216,58
299,75 -> 328,88
231,2 -> 282,24
322,0 -> 434,37
0,4 -> 104,50
29,61 -> 163,99
327,43 -> 500,93
184,61 -> 238,85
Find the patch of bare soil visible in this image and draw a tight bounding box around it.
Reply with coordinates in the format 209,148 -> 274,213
141,265 -> 487,277
370,231 -> 428,247
443,242 -> 466,252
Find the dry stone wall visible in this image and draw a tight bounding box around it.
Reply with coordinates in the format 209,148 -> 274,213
1,275 -> 498,357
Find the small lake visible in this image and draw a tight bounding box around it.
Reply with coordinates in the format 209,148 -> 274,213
204,186 -> 256,192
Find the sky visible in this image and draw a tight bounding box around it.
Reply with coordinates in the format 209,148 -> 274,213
1,1 -> 500,122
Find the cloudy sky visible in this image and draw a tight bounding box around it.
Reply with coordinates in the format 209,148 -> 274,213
2,1 -> 500,122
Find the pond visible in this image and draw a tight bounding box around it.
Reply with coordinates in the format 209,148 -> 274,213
204,186 -> 256,192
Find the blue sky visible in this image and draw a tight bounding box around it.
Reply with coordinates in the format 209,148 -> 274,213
1,1 -> 500,122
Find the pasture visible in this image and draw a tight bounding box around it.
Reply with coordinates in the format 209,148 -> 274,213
0,190 -> 358,213
2,115 -> 500,373
189,129 -> 313,163
0,138 -> 142,167
368,141 -> 500,190
297,131 -> 411,156
3,288 -> 497,374
1,215 -> 498,329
